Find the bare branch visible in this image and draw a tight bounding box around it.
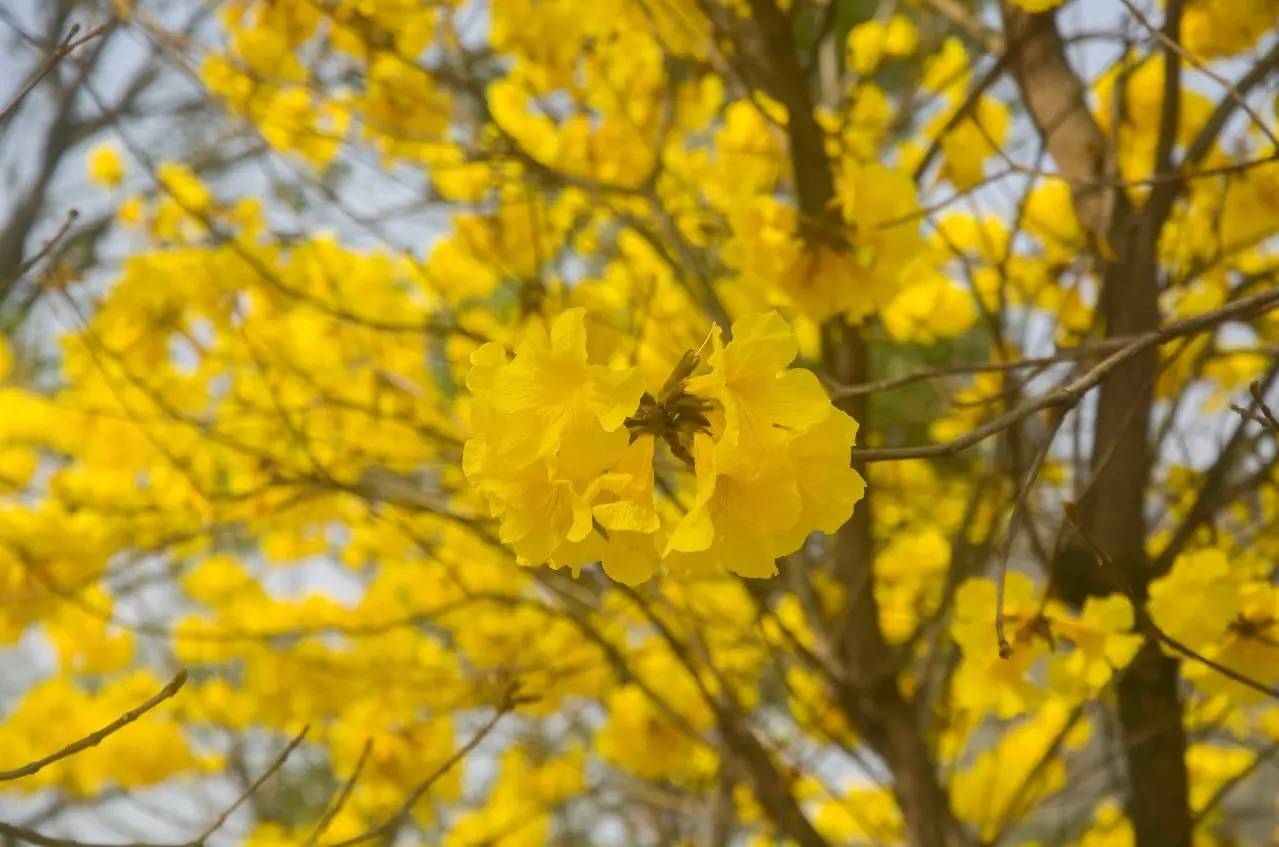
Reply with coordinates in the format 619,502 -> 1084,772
324,701 -> 518,847
0,724 -> 306,847
1184,39 -> 1279,167
854,282 -> 1279,462
302,740 -> 373,847
0,208 -> 77,292
0,22 -> 111,126
919,0 -> 1005,53
192,725 -> 310,845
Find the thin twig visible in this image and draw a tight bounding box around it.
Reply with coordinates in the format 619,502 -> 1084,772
1246,380 -> 1279,433
0,670 -> 187,782
0,725 -> 303,847
0,821 -> 168,847
191,725 -> 310,845
913,55 -> 1012,183
1117,0 -> 1279,152
0,207 -> 78,291
996,413 -> 1065,657
918,0 -> 1004,53
826,341 -> 1125,399
1184,39 -> 1279,167
302,739 -> 373,847
324,700 -> 519,847
0,23 -> 111,126
854,282 -> 1279,462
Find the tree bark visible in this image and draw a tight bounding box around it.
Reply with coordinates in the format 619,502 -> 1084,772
1001,6 -> 1192,846
737,3 -> 970,843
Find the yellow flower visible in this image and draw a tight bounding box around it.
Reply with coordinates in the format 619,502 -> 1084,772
0,673 -> 197,794
687,312 -> 829,455
951,573 -> 1051,717
777,405 -> 866,552
597,684 -> 712,780
1045,594 -> 1143,696
846,15 -> 917,75
876,528 -> 951,643
921,37 -> 969,94
1182,581 -> 1279,703
882,270 -> 977,343
1148,548 -> 1240,651
86,143 -> 125,188
847,19 -> 888,75
1077,801 -> 1134,847
255,87 -> 349,167
464,309 -> 645,566
590,436 -> 662,585
883,15 -> 919,56
1182,0 -> 1279,58
951,702 -> 1085,838
665,431 -> 804,578
815,787 -> 903,843
465,309 -> 862,581
1023,178 -> 1083,260
117,195 -> 144,226
928,96 -> 1010,190
1005,0 -> 1065,10
667,312 -> 862,578
155,162 -> 212,213
444,747 -> 584,847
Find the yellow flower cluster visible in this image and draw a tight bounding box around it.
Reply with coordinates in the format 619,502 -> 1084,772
1149,547 -> 1279,702
20,0 -> 1279,840
950,573 -> 1142,719
1182,0 -> 1279,58
464,309 -> 864,583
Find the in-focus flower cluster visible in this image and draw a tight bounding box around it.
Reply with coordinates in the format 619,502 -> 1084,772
464,309 -> 864,583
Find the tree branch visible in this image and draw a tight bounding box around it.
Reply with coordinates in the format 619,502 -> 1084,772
854,281 -> 1279,462
0,670 -> 187,783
